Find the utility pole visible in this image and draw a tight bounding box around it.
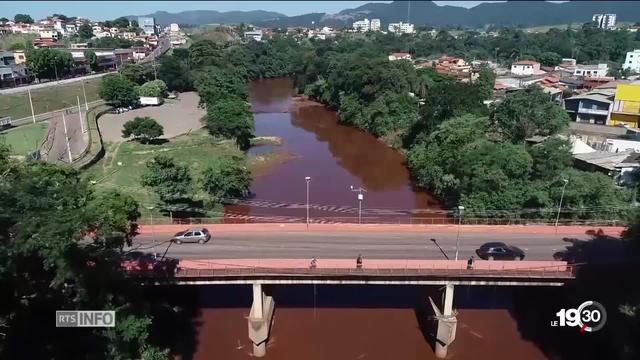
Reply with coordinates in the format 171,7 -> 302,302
81,80 -> 88,110
153,57 -> 157,80
77,96 -> 84,133
28,88 -> 36,124
350,185 -> 367,224
61,113 -> 73,163
54,62 -> 59,82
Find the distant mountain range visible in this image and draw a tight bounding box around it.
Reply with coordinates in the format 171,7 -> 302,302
129,1 -> 640,28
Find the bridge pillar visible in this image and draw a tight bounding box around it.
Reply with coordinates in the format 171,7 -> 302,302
248,282 -> 275,357
429,283 -> 457,359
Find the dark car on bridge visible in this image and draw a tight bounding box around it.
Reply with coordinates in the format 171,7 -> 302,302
121,251 -> 179,276
475,242 -> 525,261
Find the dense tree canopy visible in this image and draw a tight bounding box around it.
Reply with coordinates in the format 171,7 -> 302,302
77,23 -> 94,40
491,86 -> 570,143
138,80 -> 168,98
0,147 -> 170,359
99,74 -> 139,107
83,49 -> 99,72
202,98 -> 254,149
13,14 -> 33,24
119,63 -> 154,85
201,155 -> 252,202
122,117 -> 164,143
25,48 -> 73,80
140,155 -> 194,213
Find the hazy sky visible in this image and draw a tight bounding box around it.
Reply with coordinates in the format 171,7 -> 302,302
1,1 -> 500,21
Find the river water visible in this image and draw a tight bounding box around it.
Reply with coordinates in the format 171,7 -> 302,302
224,77 -> 442,222
182,78 -> 569,360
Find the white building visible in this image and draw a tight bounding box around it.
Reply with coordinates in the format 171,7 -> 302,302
39,30 -> 59,40
510,60 -> 542,76
388,22 -> 414,34
574,63 -> 609,78
353,18 -> 370,32
65,24 -> 76,34
169,23 -> 180,33
244,30 -> 263,42
624,49 -> 640,73
592,13 -> 616,30
138,17 -> 156,36
370,19 -> 381,32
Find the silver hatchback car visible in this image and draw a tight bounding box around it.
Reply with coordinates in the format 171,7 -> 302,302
171,227 -> 211,244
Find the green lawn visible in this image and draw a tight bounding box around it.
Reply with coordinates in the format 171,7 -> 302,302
82,130 -> 242,214
0,78 -> 102,120
0,122 -> 48,155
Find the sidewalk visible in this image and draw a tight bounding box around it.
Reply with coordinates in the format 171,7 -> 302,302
138,223 -> 626,236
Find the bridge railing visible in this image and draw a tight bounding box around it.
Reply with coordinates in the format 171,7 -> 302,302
136,216 -> 624,227
171,263 -> 578,279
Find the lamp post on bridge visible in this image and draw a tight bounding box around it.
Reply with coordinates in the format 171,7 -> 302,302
350,185 -> 367,224
454,205 -> 464,261
430,238 -> 450,260
147,206 -> 155,256
305,176 -> 311,228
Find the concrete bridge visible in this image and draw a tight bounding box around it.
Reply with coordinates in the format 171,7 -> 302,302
134,258 -> 574,358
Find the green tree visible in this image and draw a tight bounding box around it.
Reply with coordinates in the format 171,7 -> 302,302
474,65 -> 496,101
119,63 -> 153,85
140,155 -> 194,212
0,17 -> 9,23
158,55 -> 192,91
491,85 -> 569,143
528,137 -> 573,180
138,79 -> 168,98
194,67 -> 248,108
84,49 -> 99,71
13,14 -> 33,23
0,152 -> 169,359
537,51 -> 563,67
25,48 -> 73,80
189,39 -> 225,68
202,98 -> 255,149
112,16 -> 131,28
201,155 -> 252,202
122,117 -> 164,143
99,74 -> 139,107
77,23 -> 94,40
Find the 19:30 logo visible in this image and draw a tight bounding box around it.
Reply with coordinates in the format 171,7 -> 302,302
551,301 -> 607,333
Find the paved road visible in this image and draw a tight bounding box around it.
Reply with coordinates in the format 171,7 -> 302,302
128,231 -> 591,261
0,72 -> 113,95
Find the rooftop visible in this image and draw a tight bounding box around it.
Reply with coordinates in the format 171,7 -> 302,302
513,60 -> 539,65
574,150 -> 634,171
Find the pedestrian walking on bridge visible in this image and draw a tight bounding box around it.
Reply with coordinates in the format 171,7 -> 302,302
356,254 -> 363,269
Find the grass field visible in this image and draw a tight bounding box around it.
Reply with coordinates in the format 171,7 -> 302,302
0,78 -> 102,120
82,130 -> 243,212
0,122 -> 48,155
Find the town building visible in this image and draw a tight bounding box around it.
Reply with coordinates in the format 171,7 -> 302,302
244,30 -> 263,41
169,23 -> 180,33
574,63 -> 609,78
138,17 -> 156,36
388,52 -> 412,61
592,13 -> 617,30
353,19 -> 370,32
624,49 -> 640,73
388,22 -> 414,34
370,19 -> 381,32
609,84 -> 640,128
564,89 -> 615,125
510,60 -> 544,76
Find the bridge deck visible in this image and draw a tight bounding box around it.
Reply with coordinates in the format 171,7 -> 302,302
150,259 -> 575,286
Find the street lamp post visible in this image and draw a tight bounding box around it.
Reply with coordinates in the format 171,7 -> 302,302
430,238 -> 449,260
350,185 -> 367,224
454,205 -> 465,261
555,179 -> 569,231
147,206 -> 155,255
305,176 -> 311,228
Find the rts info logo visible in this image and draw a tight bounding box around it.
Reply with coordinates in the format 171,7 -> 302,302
550,301 -> 607,333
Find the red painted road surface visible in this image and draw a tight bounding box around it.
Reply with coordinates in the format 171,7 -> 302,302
139,223 -> 625,235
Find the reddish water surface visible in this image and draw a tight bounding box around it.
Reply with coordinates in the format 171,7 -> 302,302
187,285 -> 554,360
225,78 -> 442,221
